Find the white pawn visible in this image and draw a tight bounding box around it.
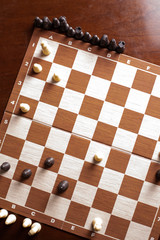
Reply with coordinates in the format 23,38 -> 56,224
0,209 -> 8,218
92,217 -> 103,231
20,103 -> 30,113
52,73 -> 61,82
22,218 -> 32,228
5,214 -> 16,225
41,41 -> 51,56
33,63 -> 42,73
94,153 -> 103,163
28,222 -> 41,236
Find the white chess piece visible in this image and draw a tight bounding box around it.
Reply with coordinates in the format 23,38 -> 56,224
52,73 -> 61,82
33,63 -> 42,73
5,214 -> 17,225
94,153 -> 103,163
22,218 -> 32,228
28,222 -> 41,236
41,41 -> 51,56
0,209 -> 8,218
20,103 -> 30,113
92,217 -> 103,231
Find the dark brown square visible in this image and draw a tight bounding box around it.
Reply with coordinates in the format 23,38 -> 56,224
92,188 -> 117,213
119,109 -> 143,134
39,147 -> 63,173
93,122 -> 117,146
93,57 -> 117,80
79,96 -> 103,120
66,70 -> 90,93
26,187 -> 50,212
40,82 -> 64,107
79,162 -> 103,187
52,174 -> 76,200
53,45 -> 77,68
146,96 -> 160,119
14,95 -> 38,119
53,108 -> 77,132
27,121 -> 50,146
132,202 -> 157,227
28,57 -> 52,81
1,134 -> 24,159
119,175 -> 143,200
13,161 -> 37,185
106,83 -> 130,107
133,135 -> 156,159
0,176 -> 11,198
65,201 -> 90,226
132,70 -> 156,94
105,215 -> 130,239
145,162 -> 160,185
66,135 -> 90,160
106,149 -> 130,173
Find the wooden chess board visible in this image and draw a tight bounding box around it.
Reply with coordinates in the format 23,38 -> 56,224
0,28 -> 160,240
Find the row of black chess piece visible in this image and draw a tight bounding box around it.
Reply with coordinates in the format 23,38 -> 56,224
34,16 -> 125,53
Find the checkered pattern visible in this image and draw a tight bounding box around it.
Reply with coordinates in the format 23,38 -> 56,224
1,30 -> 160,240
9,37 -> 159,162
1,113 -> 160,239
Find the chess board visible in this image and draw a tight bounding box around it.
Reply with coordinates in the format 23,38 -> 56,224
0,28 -> 160,240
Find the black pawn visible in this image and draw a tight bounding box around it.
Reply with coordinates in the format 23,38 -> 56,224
107,39 -> 117,51
115,41 -> 125,53
59,16 -> 67,22
90,35 -> 100,45
75,27 -> 84,40
66,27 -> 75,37
34,17 -> 43,28
60,21 -> 69,32
83,32 -> 92,42
99,34 -> 109,48
44,157 -> 54,168
58,180 -> 69,193
1,162 -> 10,172
52,18 -> 60,29
43,16 -> 52,30
22,169 -> 32,179
156,170 -> 160,181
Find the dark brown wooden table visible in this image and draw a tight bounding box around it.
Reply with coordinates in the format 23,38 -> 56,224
1,0 -> 160,239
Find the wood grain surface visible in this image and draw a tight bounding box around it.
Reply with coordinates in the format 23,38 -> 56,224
1,0 -> 160,239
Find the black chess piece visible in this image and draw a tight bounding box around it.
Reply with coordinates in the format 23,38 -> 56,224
107,39 -> 117,51
22,169 -> 32,179
59,16 -> 67,22
115,41 -> 125,53
58,180 -> 69,193
66,27 -> 75,37
156,170 -> 160,181
99,34 -> 109,48
1,162 -> 10,172
43,16 -> 52,30
90,35 -> 100,45
75,27 -> 84,39
34,17 -> 43,28
60,20 -> 69,32
83,32 -> 92,42
52,18 -> 60,29
44,157 -> 54,168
